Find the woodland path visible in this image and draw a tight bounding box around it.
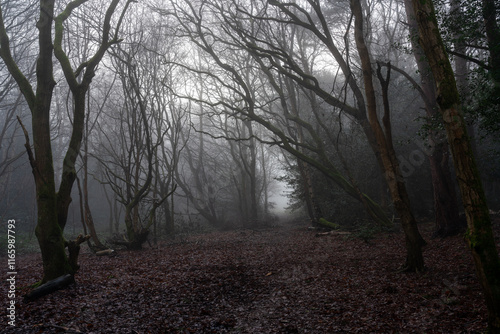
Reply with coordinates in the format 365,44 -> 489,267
2,219 -> 498,333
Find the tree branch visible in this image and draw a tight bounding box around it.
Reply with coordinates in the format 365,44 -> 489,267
0,7 -> 35,111
446,49 -> 490,70
16,116 -> 40,180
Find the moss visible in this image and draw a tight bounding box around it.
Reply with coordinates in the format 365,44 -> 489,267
437,66 -> 460,110
35,191 -> 73,282
29,281 -> 42,289
465,227 -> 478,249
318,218 -> 340,230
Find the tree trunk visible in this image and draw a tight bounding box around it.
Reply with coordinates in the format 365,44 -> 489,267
451,0 -> 478,158
125,206 -> 140,248
351,0 -> 425,272
163,191 -> 175,235
32,0 -> 72,283
403,0 -> 461,237
298,159 -> 322,224
1,0 -> 129,282
428,143 -> 461,237
412,0 -> 500,331
247,126 -> 259,224
102,184 -> 115,235
83,134 -> 105,249
483,0 -> 500,89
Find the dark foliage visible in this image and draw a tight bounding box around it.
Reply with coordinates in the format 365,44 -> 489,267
1,219 -> 498,333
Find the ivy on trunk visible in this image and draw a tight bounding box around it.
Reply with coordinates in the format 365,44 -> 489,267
412,0 -> 500,331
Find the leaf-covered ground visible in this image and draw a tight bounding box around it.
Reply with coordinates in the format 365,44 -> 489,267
2,219 -> 499,333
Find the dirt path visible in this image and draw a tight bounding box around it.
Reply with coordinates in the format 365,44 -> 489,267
1,221 -> 495,333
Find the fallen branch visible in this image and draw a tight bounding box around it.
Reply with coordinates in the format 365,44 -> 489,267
317,218 -> 340,230
315,231 -> 351,237
33,323 -> 85,333
24,274 -> 74,302
96,249 -> 116,256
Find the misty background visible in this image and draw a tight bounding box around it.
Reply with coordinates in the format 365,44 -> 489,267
0,0 -> 499,249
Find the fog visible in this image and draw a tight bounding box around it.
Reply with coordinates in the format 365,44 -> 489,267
0,0 -> 499,250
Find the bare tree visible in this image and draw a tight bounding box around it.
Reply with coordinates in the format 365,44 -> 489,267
98,17 -> 181,247
161,0 -> 428,270
0,0 -> 133,282
175,100 -> 224,228
149,26 -> 187,235
349,0 -> 425,271
101,47 -> 160,249
166,45 -> 272,228
78,81 -> 118,250
160,0 -> 392,228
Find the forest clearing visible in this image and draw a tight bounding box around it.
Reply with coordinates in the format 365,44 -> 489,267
1,218 -> 498,333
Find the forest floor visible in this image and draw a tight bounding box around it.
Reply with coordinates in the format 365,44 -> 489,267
2,218 -> 499,334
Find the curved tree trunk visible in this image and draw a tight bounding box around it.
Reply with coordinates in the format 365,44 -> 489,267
351,0 -> 425,272
412,0 -> 500,331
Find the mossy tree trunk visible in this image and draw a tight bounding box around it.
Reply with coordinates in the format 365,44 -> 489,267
403,0 -> 461,238
0,0 -> 131,283
412,0 -> 500,331
34,1 -> 68,282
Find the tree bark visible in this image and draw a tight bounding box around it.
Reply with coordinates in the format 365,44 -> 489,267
67,234 -> 91,273
482,0 -> 500,88
298,159 -> 322,224
30,0 -> 71,282
428,143 -> 461,237
412,0 -> 500,331
82,126 -> 105,250
351,0 -> 425,272
403,0 -> 461,237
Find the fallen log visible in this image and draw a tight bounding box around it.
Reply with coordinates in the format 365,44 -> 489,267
317,218 -> 340,230
315,231 -> 352,237
96,249 -> 115,256
24,274 -> 74,302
